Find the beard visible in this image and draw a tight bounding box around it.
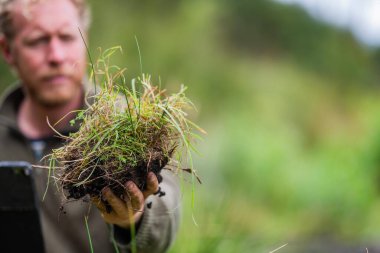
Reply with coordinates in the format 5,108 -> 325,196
20,64 -> 84,107
24,75 -> 83,108
31,86 -> 79,107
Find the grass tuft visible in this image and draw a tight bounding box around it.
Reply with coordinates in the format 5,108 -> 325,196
47,49 -> 204,206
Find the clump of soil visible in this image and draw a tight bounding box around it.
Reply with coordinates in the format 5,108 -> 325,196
49,71 -> 203,203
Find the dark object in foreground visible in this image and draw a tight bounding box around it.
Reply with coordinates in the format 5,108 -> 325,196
0,161 -> 45,252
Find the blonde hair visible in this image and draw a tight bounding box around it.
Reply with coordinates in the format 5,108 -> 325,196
0,0 -> 91,40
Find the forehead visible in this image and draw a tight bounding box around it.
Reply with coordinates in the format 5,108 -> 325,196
12,0 -> 81,33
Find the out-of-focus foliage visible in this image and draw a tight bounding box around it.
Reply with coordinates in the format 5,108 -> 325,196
2,0 -> 380,252
220,0 -> 376,86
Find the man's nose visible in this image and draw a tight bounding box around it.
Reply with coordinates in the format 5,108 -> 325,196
47,38 -> 65,65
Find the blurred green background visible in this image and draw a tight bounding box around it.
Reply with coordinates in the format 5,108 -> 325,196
2,0 -> 380,252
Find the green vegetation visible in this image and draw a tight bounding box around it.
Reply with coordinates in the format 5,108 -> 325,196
48,48 -> 202,205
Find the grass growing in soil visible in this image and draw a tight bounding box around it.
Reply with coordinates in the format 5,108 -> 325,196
47,47 -> 203,207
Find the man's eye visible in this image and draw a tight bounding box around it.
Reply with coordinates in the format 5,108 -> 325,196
26,37 -> 49,47
60,34 -> 75,42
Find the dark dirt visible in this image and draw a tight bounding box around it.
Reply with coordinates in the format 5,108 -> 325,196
62,150 -> 170,205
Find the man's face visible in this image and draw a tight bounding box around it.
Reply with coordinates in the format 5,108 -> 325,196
5,0 -> 87,107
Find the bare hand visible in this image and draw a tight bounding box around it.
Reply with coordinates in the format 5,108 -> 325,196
92,172 -> 159,229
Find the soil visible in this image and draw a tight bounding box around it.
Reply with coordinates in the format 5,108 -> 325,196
62,149 -> 170,205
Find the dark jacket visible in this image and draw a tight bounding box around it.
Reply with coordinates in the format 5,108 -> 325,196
0,85 -> 180,253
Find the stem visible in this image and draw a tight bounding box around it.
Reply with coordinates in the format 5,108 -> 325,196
85,216 -> 95,253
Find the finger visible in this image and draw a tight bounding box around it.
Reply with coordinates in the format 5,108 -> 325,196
143,172 -> 159,199
102,187 -> 128,216
91,196 -> 120,225
125,182 -> 144,224
91,196 -> 108,214
125,181 -> 144,212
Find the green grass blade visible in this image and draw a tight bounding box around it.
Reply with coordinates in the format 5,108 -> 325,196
43,157 -> 55,201
85,216 -> 95,253
135,36 -> 143,75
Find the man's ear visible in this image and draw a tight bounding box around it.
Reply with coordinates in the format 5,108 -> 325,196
0,36 -> 14,65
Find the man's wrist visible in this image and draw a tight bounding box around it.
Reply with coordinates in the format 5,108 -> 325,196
112,212 -> 144,245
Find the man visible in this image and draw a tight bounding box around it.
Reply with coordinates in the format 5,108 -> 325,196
0,0 -> 180,252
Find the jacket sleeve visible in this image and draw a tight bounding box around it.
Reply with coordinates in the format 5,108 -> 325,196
112,170 -> 181,253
